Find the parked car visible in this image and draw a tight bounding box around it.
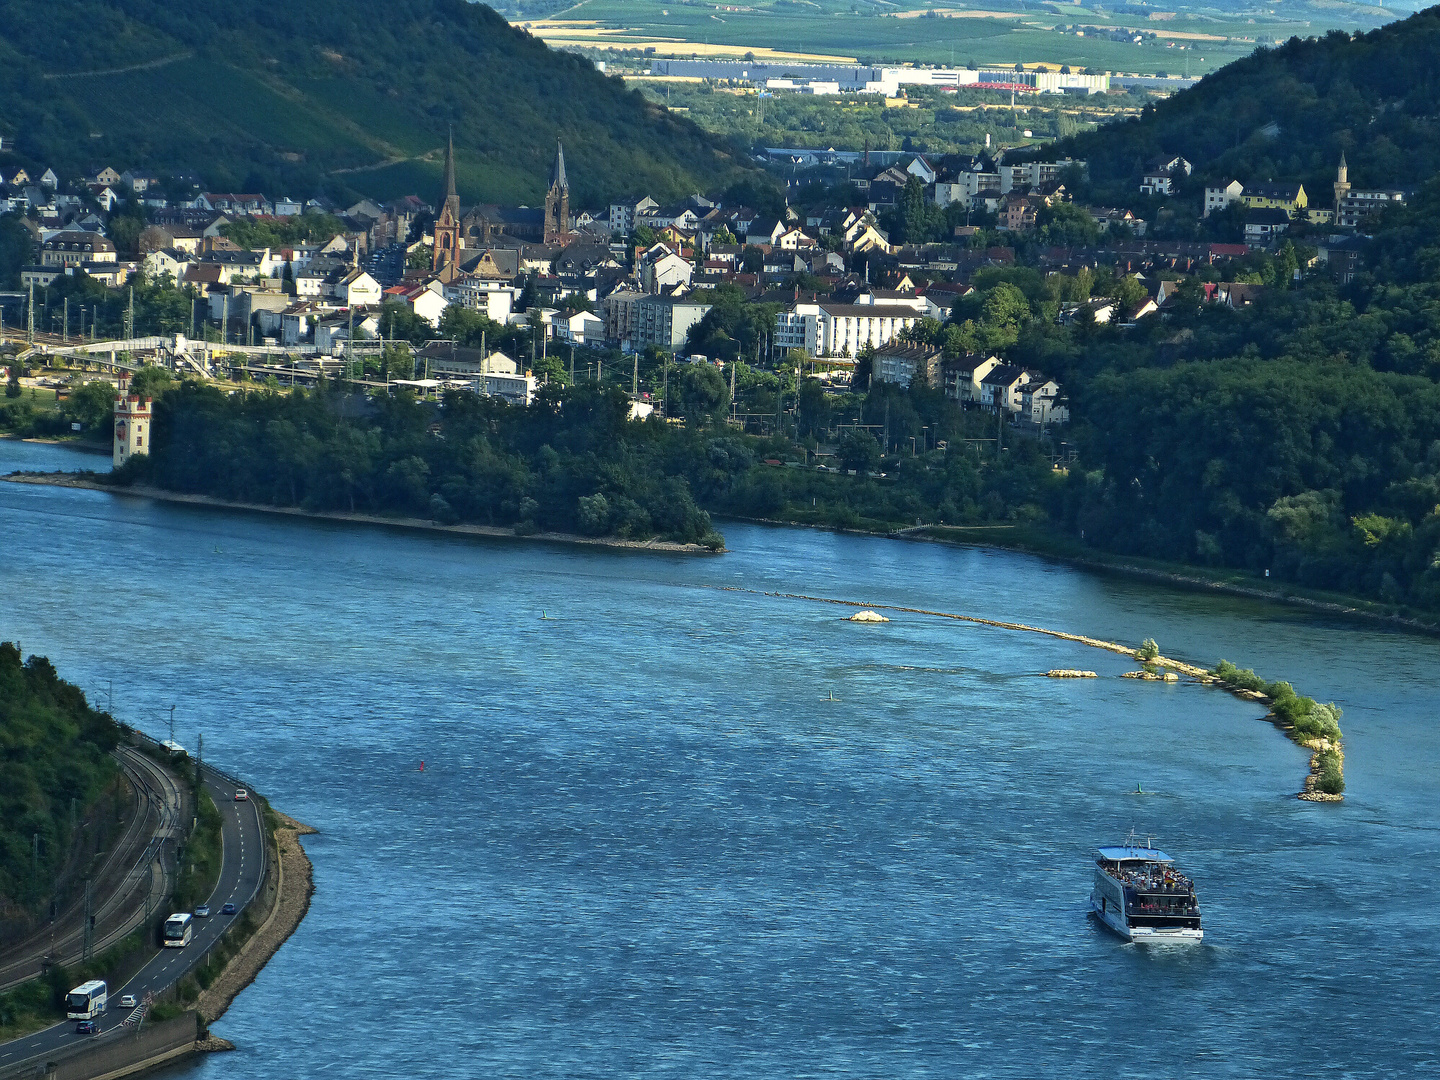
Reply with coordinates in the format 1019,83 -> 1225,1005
234,789 -> 248,801
75,1021 -> 96,1035
195,905 -> 210,918
221,902 -> 236,915
119,995 -> 137,1009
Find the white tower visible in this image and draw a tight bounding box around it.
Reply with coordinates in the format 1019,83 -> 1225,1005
113,375 -> 152,468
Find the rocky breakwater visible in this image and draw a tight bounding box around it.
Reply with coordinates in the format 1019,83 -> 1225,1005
1202,660 -> 1346,801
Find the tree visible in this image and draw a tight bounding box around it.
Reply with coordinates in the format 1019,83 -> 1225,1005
65,380 -> 117,432
797,377 -> 828,437
676,362 -> 728,426
129,366 -> 174,400
838,430 -> 881,473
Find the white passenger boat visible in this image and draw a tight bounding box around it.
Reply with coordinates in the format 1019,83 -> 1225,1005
1090,836 -> 1203,944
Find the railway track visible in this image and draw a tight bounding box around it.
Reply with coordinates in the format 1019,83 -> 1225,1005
0,746 -> 182,991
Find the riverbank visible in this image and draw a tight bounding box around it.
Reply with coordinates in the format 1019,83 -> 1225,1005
0,472 -> 724,553
196,810 -> 316,1025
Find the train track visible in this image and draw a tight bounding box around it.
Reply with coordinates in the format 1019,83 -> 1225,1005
0,747 -> 181,991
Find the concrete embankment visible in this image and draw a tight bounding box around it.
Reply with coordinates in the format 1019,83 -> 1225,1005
196,811 -> 316,1023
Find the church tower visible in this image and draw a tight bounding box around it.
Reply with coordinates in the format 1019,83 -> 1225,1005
432,131 -> 462,271
543,141 -> 570,245
1334,152 -> 1351,221
113,374 -> 151,468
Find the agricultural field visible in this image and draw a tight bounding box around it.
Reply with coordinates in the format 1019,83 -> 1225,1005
512,0 -> 1405,75
630,80 -> 1146,157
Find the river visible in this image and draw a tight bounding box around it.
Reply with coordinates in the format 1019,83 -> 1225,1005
2,440 -> 1436,1078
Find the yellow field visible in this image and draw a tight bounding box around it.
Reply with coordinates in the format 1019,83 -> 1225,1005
522,21 -> 858,62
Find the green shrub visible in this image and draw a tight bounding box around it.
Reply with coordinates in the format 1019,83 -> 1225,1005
1316,750 -> 1345,794
1212,659 -> 1267,693
1137,638 -> 1159,661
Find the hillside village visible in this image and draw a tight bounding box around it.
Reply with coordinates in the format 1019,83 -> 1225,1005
0,132 -> 1407,439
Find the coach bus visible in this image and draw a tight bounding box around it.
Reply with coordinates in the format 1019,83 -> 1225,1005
66,980 -> 108,1019
163,912 -> 193,947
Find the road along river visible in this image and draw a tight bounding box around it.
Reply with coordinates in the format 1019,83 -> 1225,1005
2,439 -> 1437,1078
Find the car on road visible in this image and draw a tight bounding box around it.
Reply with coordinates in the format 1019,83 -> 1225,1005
234,789 -> 248,801
221,902 -> 237,915
119,995 -> 137,1009
195,905 -> 210,918
75,1020 -> 96,1034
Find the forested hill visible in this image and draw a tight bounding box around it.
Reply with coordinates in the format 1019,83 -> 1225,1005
0,0 -> 752,206
1050,6 -> 1440,199
0,644 -> 121,920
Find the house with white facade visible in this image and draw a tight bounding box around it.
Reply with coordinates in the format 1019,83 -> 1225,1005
1140,155 -> 1192,196
1020,379 -> 1068,426
979,364 -> 1032,414
1203,179 -> 1244,218
942,354 -> 1001,403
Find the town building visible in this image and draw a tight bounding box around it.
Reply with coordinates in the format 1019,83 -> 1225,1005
633,295 -> 712,351
871,342 -> 942,389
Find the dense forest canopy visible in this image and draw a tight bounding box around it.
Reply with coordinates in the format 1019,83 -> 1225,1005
1046,6 -> 1440,201
0,0 -> 756,205
120,380 -> 725,547
0,643 -> 120,916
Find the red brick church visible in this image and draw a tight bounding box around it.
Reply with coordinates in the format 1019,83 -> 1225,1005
432,137 -> 571,271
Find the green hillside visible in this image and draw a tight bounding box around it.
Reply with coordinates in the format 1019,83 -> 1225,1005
0,0 -> 755,206
0,643 -> 121,920
1049,6 -> 1440,198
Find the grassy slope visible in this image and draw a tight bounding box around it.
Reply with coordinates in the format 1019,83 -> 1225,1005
0,0 -> 755,206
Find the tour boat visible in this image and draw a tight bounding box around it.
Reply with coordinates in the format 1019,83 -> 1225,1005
1090,835 -> 1203,943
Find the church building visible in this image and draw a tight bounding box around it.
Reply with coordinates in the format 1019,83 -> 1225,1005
432,140 -> 573,271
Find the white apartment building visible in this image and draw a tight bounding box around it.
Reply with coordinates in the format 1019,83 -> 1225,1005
1203,180 -> 1244,218
774,301 -> 922,358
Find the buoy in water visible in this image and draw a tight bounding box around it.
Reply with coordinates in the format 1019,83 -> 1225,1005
419,760 -> 425,772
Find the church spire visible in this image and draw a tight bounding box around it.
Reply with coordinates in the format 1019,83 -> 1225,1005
550,141 -> 568,193
442,129 -> 458,211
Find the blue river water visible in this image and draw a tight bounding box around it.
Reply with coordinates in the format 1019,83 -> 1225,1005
2,439 -> 1438,1078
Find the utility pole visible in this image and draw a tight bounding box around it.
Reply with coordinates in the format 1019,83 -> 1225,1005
569,346 -> 575,385
347,304 -> 355,376
63,296 -> 68,343
82,878 -> 93,963
632,353 -> 638,398
168,705 -> 176,744
26,281 -> 34,346
126,286 -> 135,342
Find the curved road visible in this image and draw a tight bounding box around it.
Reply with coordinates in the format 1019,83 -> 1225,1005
0,762 -> 266,1073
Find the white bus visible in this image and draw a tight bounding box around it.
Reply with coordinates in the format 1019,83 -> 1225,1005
66,980 -> 108,1020
163,912 -> 193,947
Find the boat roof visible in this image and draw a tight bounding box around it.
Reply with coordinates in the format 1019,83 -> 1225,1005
1098,846 -> 1174,863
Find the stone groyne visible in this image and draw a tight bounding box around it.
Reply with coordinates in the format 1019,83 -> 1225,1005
707,585 -> 1343,800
